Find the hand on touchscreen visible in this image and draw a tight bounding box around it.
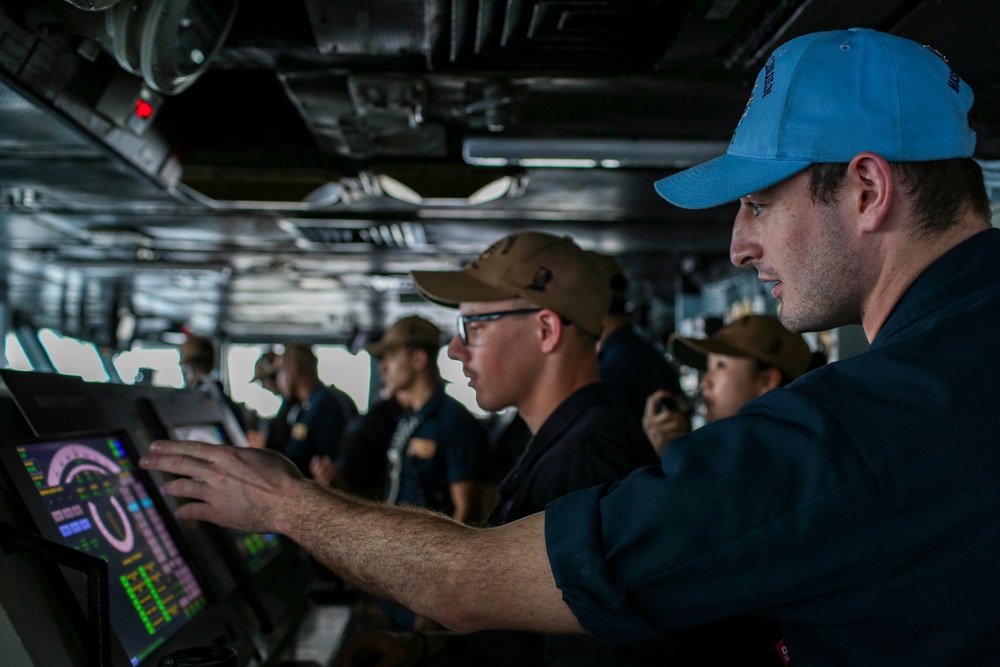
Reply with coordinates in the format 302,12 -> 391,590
141,439 -> 305,534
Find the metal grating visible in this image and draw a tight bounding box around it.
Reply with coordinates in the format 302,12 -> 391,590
281,220 -> 428,249
445,0 -> 697,69
0,80 -> 102,158
301,0 -> 428,56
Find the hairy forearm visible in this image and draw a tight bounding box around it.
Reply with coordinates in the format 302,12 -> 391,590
276,481 -> 583,635
140,441 -> 581,635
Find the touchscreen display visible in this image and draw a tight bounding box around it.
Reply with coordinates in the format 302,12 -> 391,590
165,423 -> 284,574
3,434 -> 208,665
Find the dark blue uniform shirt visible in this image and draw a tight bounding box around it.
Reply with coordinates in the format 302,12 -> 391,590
598,325 -> 682,424
546,228 -> 1000,665
488,382 -> 659,526
395,384 -> 488,516
283,383 -> 345,477
467,382 -> 662,666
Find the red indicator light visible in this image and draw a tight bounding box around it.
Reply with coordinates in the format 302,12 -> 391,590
135,99 -> 154,119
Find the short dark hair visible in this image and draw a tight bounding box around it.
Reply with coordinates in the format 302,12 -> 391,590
282,344 -> 318,378
408,344 -> 442,383
180,336 -> 216,373
807,157 -> 991,236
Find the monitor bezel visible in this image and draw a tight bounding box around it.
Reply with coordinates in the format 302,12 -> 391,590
143,389 -> 309,629
0,428 -> 216,666
167,422 -> 231,445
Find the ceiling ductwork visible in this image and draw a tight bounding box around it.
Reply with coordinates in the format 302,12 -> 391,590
0,0 -> 997,340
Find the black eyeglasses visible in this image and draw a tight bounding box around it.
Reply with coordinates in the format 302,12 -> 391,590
455,308 -> 543,346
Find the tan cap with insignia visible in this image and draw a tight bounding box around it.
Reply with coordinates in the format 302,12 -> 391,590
410,231 -> 609,338
669,314 -> 812,380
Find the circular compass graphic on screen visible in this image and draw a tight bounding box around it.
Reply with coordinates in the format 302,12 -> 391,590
47,444 -> 135,553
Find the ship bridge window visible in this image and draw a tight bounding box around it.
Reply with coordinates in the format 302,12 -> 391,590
37,329 -> 110,382
113,344 -> 184,387
316,346 -> 371,415
4,333 -> 33,371
226,344 -> 372,420
227,344 -> 283,419
439,348 -> 487,418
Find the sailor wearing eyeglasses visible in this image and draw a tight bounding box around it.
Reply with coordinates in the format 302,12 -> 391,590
401,231 -> 665,665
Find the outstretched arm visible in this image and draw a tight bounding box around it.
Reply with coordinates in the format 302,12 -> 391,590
140,440 -> 583,635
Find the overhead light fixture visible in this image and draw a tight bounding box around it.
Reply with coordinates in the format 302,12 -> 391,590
279,220 -> 429,249
468,157 -> 509,167
377,175 -> 423,205
374,171 -> 524,206
177,171 -> 347,211
302,182 -> 344,207
463,138 -> 730,169
63,0 -> 123,11
298,277 -> 342,291
518,158 -> 597,169
467,175 -> 517,205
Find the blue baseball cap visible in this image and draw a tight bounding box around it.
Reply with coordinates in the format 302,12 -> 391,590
654,28 -> 977,210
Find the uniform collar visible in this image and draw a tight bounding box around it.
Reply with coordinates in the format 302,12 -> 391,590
873,228 -> 1000,348
519,382 -> 613,468
406,383 -> 447,419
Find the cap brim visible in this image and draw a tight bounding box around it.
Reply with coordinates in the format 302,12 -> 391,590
410,270 -> 516,307
669,334 -> 758,370
668,335 -> 708,370
654,154 -> 812,210
364,339 -> 396,357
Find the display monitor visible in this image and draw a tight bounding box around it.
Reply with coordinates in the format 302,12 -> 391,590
148,389 -> 312,630
149,385 -> 249,449
166,422 -> 284,575
0,432 -> 209,666
168,423 -> 228,444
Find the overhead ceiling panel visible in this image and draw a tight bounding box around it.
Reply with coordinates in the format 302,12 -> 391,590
446,0 -> 698,69
0,0 -> 997,343
302,0 -> 428,56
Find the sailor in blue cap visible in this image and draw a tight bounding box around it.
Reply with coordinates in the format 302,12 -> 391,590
143,29 -> 999,665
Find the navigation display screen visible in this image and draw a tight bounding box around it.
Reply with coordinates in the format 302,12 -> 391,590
1,433 -> 208,665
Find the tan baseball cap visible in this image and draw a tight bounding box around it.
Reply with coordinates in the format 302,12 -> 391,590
410,231 -> 610,338
366,316 -> 442,357
668,314 -> 812,379
252,351 -> 279,381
